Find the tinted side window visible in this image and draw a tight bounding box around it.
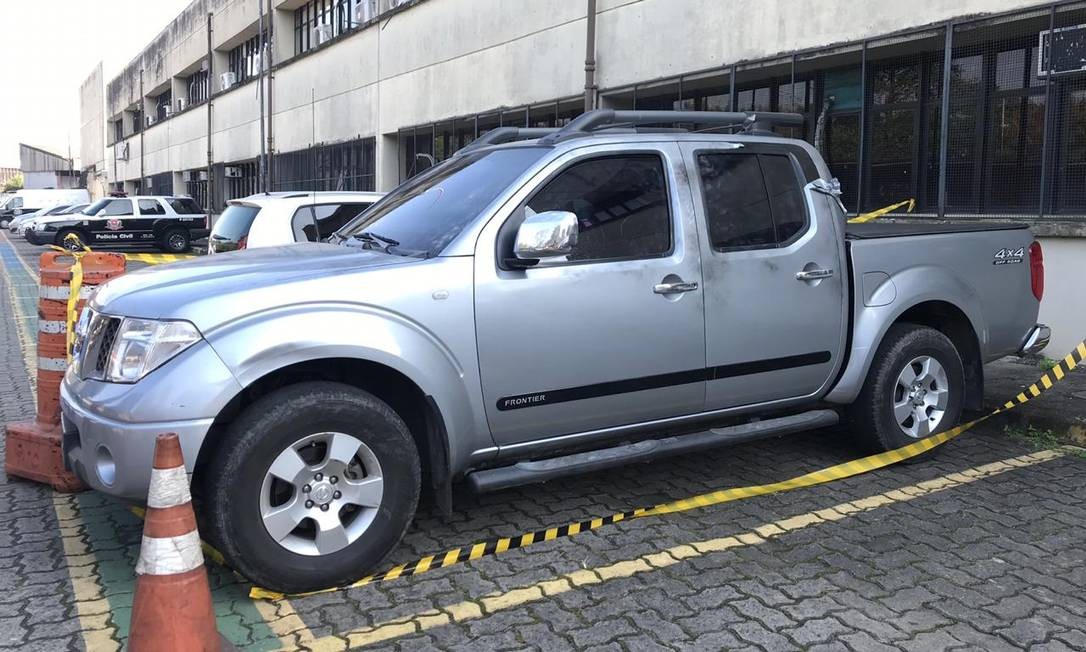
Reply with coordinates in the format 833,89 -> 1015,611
698,153 -> 775,250
102,199 -> 133,216
525,155 -> 670,262
698,152 -> 809,251
138,199 -> 166,215
760,155 -> 807,243
168,198 -> 203,214
292,203 -> 369,242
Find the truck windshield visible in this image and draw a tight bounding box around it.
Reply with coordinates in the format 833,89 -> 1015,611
335,147 -> 547,257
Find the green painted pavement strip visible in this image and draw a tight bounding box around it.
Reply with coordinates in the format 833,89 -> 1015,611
0,237 -> 283,650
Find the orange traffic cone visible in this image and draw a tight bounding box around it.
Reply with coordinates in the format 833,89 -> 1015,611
128,433 -> 221,652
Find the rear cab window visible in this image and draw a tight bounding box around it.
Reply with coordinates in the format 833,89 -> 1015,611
696,150 -> 810,251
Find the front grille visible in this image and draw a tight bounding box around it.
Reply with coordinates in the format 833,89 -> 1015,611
79,313 -> 121,380
93,318 -> 120,375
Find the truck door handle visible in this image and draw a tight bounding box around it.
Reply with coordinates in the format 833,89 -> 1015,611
653,281 -> 699,294
795,268 -> 834,281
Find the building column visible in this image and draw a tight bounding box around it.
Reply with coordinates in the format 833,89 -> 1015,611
376,134 -> 399,192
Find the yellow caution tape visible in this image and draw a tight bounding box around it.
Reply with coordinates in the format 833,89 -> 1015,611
250,338 -> 1086,601
848,198 -> 915,224
48,237 -> 92,361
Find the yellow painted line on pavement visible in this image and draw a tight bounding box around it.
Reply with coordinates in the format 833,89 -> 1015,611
288,447 -> 1071,651
1,231 -> 311,650
0,231 -> 118,649
124,253 -> 197,265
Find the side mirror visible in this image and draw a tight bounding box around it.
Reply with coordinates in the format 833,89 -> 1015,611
513,210 -> 578,263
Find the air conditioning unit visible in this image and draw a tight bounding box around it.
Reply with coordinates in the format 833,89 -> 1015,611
145,115 -> 155,127
220,71 -> 237,91
198,170 -> 209,182
353,0 -> 377,25
313,23 -> 334,45
164,106 -> 174,117
115,142 -> 129,161
181,170 -> 192,182
224,166 -> 242,178
200,58 -> 209,72
176,98 -> 188,111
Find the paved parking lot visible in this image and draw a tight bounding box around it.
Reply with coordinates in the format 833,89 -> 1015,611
2,229 -> 1085,651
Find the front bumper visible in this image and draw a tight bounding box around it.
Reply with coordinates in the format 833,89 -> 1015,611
24,230 -> 49,245
61,385 -> 214,500
59,339 -> 243,501
1019,324 -> 1051,356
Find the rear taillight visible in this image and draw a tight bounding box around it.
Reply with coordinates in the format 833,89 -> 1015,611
1029,241 -> 1044,302
237,235 -> 248,250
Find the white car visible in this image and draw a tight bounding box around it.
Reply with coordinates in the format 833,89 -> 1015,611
16,203 -> 88,236
207,191 -> 383,254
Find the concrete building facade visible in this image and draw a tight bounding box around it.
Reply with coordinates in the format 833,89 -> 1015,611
80,0 -> 1086,352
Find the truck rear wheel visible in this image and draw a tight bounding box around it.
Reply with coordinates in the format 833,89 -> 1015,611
202,381 -> 421,593
848,323 -> 964,453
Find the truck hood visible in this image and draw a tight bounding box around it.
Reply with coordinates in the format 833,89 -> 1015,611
92,243 -> 418,324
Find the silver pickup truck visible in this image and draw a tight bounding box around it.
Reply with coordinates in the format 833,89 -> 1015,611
61,110 -> 1049,592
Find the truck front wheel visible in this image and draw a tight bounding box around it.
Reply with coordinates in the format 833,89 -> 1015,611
848,323 -> 964,453
202,381 -> 421,594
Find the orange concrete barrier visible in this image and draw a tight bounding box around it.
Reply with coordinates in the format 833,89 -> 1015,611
128,433 -> 220,652
4,250 -> 126,492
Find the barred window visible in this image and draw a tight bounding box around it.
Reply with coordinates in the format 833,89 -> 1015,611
188,69 -> 209,105
228,31 -> 266,84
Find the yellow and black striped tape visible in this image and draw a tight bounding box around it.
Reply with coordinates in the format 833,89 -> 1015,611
848,197 -> 915,224
250,338 -> 1085,601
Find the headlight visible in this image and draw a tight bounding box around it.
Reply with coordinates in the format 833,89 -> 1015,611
105,317 -> 202,383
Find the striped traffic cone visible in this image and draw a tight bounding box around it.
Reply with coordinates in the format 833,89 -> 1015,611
128,433 -> 221,652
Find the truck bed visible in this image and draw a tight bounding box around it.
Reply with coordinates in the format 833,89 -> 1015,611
845,221 -> 1029,239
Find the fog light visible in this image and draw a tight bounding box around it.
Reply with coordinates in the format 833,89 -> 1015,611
95,445 -> 116,486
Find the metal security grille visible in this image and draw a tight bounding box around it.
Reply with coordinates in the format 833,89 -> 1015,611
149,172 -> 172,196
155,91 -> 172,121
227,162 -> 259,200
295,0 -> 367,54
397,97 -> 583,181
585,0 -> 1086,221
188,70 -> 209,105
228,31 -> 266,84
271,138 -> 376,192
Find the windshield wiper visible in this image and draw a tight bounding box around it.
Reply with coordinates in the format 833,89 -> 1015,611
351,231 -> 402,254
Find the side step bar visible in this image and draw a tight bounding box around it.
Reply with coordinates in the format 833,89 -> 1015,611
466,409 -> 840,493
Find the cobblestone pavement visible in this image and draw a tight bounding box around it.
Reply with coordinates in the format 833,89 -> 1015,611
1,230 -> 1085,651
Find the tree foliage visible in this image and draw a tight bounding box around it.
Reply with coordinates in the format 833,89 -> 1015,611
2,173 -> 23,192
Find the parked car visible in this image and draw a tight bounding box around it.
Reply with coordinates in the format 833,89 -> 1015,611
13,203 -> 87,236
61,110 -> 1048,593
0,188 -> 90,228
207,191 -> 384,254
27,195 -> 208,252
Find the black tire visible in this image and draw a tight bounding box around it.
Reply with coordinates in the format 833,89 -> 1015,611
56,229 -> 87,251
159,228 -> 191,253
847,323 -> 964,453
202,381 -> 421,593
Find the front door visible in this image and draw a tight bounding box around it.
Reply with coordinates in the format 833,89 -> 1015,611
86,198 -> 135,246
474,145 -> 706,446
681,142 -> 847,410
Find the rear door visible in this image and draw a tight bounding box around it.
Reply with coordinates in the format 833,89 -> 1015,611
135,198 -> 167,245
680,142 -> 847,409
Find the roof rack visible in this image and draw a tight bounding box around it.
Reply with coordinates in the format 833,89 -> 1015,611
457,127 -> 559,153
538,109 -> 805,144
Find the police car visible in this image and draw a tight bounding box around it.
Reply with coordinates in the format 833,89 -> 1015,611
26,195 -> 210,253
